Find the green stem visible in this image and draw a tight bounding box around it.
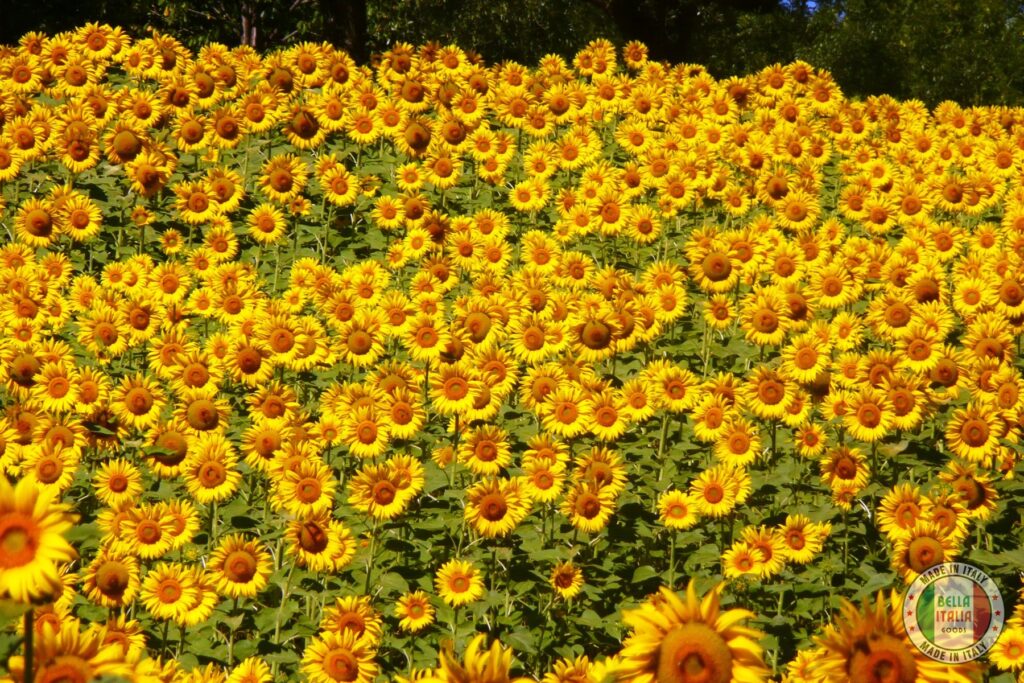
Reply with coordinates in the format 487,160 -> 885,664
23,610 -> 33,683
363,519 -> 379,595
668,531 -> 677,589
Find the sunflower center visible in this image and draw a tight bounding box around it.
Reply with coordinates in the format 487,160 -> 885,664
347,330 -> 372,355
794,347 -> 818,370
158,578 -> 183,603
356,421 -> 378,444
187,399 -> 219,431
757,379 -> 784,405
297,478 -> 322,503
125,387 -> 154,415
701,253 -> 732,282
225,550 -> 257,582
0,516 -> 38,568
199,461 -> 227,487
961,418 -> 989,447
704,483 -> 724,504
857,403 -> 881,428
136,519 -> 162,545
443,377 -> 468,400
848,634 -> 917,683
35,657 -> 93,683
896,502 -> 920,527
907,536 -> 945,573
299,521 -> 329,553
656,622 -> 733,683
479,493 -> 508,521
108,473 -> 129,493
373,481 -> 396,505
96,560 -> 130,596
576,493 -> 601,519
581,321 -> 612,349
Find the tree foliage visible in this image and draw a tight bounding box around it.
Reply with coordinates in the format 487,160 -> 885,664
3,0 -> 1024,105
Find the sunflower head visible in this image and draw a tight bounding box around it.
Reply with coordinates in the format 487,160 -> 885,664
617,581 -> 767,683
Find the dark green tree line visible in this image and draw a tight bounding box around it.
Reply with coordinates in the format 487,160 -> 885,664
2,0 -> 1024,105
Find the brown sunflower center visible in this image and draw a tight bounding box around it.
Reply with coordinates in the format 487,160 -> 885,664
0,516 -> 38,568
907,536 -> 945,573
656,622 -> 733,683
96,560 -> 130,596
224,550 -> 258,583
848,634 -> 918,683
479,493 -> 508,521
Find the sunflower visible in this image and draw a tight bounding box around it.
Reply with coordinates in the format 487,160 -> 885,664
140,562 -> 198,622
562,482 -> 616,534
228,657 -> 273,683
658,490 -> 700,530
722,541 -> 766,580
435,558 -> 485,607
891,521 -> 960,584
465,477 -> 531,538
777,514 -> 831,565
819,445 -> 870,492
812,591 -> 980,682
182,431 -> 241,504
320,595 -> 383,644
550,561 -> 584,600
876,483 -> 924,541
0,475 -> 77,603
689,466 -> 741,518
286,514 -> 340,572
112,373 -> 165,431
273,457 -> 337,517
458,424 -> 512,476
9,618 -> 133,683
208,534 -> 272,599
120,503 -> 175,560
348,462 -> 412,521
83,547 -> 140,608
14,197 -> 59,248
395,590 -> 435,633
437,634 -> 534,683
617,581 -> 768,683
302,629 -> 378,683
258,154 -> 308,204
945,402 -> 1003,464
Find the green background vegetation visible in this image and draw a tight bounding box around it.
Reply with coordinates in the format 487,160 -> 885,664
3,0 -> 1024,106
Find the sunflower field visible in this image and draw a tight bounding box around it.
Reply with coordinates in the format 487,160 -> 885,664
1,22 -> 1024,683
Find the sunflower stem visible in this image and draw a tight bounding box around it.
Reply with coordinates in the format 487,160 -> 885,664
668,531 -> 677,589
23,609 -> 33,683
363,519 -> 379,595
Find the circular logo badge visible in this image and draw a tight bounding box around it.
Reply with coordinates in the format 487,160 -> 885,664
904,562 -> 1005,662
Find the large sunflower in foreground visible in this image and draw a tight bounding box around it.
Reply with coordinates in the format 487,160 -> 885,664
616,581 -> 768,683
811,591 -> 981,683
0,475 -> 77,603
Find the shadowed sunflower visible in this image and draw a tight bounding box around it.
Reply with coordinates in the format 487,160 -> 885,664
812,591 -> 980,682
616,581 -> 768,683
